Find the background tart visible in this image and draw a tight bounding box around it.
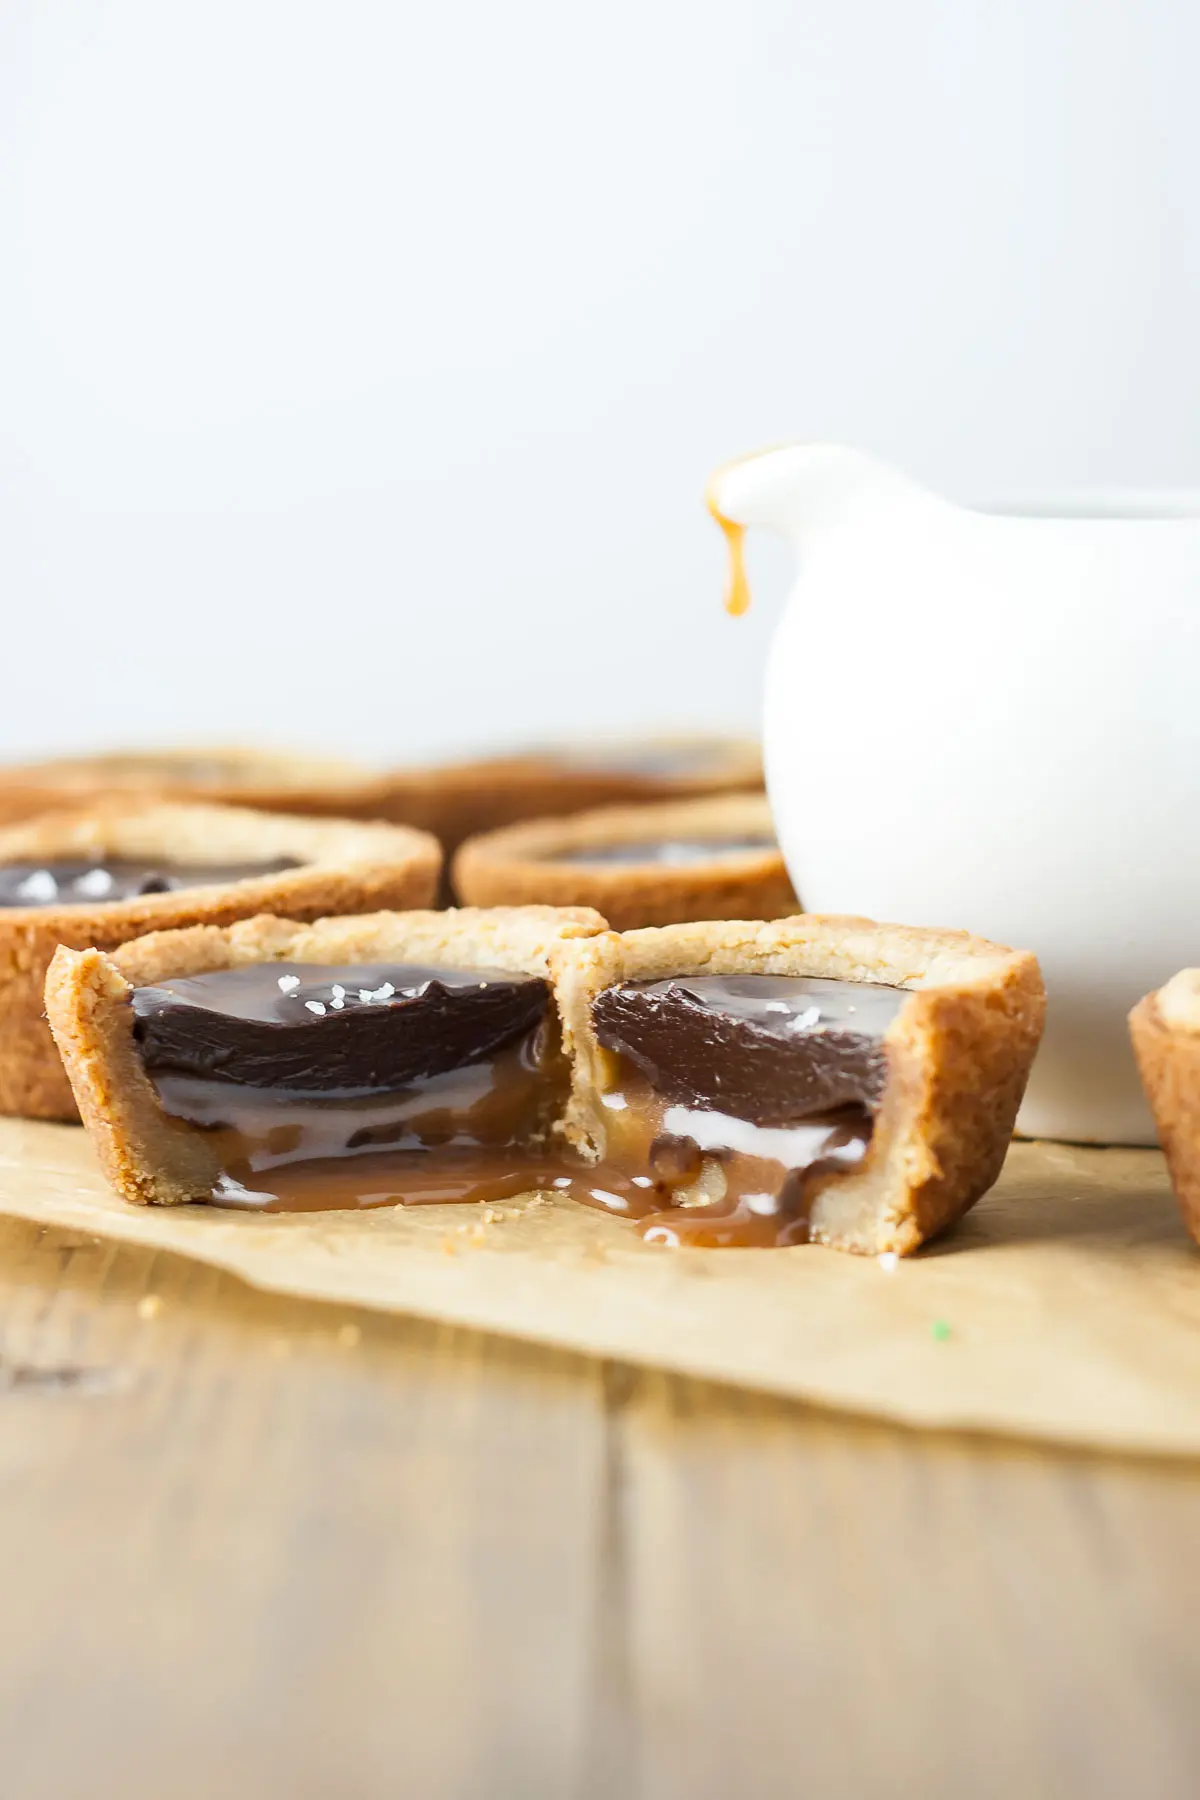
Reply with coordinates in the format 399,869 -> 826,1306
45,905 -> 607,1205
452,793 -> 796,927
551,915 -> 1046,1256
391,735 -> 764,854
0,746 -> 379,828
0,803 -> 441,1120
1130,971 -> 1200,1243
0,736 -> 763,858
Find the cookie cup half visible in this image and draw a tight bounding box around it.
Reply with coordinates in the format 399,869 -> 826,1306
551,915 -> 1045,1256
45,905 -> 606,1203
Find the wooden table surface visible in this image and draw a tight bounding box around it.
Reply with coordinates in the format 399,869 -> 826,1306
1,1215 -> 1199,1800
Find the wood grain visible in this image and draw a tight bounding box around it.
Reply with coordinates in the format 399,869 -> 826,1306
0,1216 -> 1198,1800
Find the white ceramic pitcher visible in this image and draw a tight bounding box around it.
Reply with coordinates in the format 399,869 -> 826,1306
708,443 -> 1200,1144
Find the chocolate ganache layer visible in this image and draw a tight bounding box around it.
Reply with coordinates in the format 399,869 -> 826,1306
551,838 -> 775,868
591,974 -> 907,1128
0,858 -> 299,908
132,963 -> 550,1096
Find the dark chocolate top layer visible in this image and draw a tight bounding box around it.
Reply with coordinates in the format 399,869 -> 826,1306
591,974 -> 907,1128
0,858 -> 298,909
132,962 -> 549,1095
550,838 -> 775,868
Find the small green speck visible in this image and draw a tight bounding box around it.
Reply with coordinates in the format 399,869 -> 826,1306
931,1319 -> 952,1343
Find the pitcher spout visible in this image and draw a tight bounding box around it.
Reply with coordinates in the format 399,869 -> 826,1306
709,442 -> 930,536
707,443 -> 942,615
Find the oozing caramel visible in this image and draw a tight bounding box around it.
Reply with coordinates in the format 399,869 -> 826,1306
706,479 -> 751,616
576,1061 -> 871,1247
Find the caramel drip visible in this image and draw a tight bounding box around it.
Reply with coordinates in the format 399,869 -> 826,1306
706,482 -> 751,616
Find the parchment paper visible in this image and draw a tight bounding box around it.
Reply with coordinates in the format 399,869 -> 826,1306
1,1118 -> 1197,1454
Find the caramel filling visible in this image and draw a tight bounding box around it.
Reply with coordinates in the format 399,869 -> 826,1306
578,1064 -> 871,1247
151,1034 -> 571,1211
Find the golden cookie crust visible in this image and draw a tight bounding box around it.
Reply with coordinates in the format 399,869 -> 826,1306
1130,971 -> 1200,1244
453,793 -> 796,928
0,803 -> 441,1120
551,915 -> 1046,1256
45,905 -> 608,1205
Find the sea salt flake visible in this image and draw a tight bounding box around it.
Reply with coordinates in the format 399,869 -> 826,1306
330,984 -> 346,1000
76,868 -> 115,898
765,1000 -> 790,1014
330,995 -> 345,1009
305,999 -> 327,1016
277,975 -> 301,993
878,1251 -> 899,1274
788,1006 -> 822,1033
16,870 -> 57,903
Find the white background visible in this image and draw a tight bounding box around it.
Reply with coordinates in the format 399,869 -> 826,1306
1,0 -> 1197,767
